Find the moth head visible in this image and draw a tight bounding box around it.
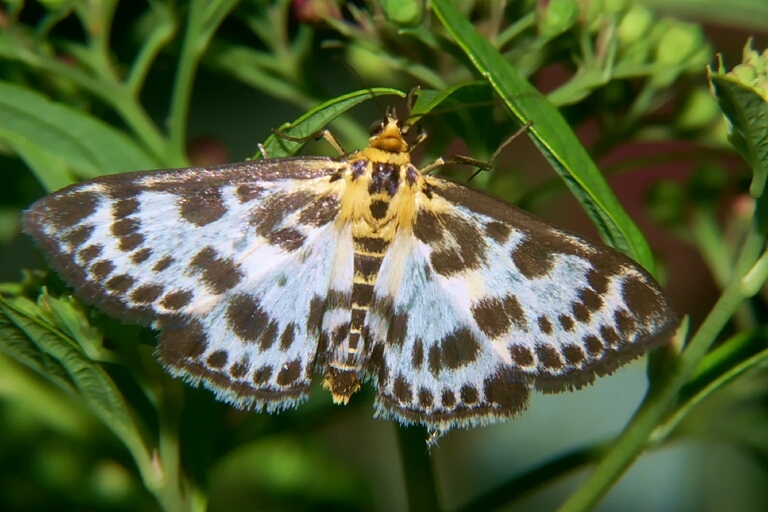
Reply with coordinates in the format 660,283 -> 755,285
368,106 -> 410,154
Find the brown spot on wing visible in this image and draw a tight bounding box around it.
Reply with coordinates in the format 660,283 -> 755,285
153,256 -> 174,272
483,373 -> 529,412
91,260 -> 116,281
387,312 -> 408,348
253,365 -> 273,385
157,317 -> 208,363
412,339 -> 424,369
65,225 -> 94,247
46,191 -> 100,230
179,188 -> 226,226
276,360 -> 301,386
265,227 -> 306,252
189,246 -> 243,294
393,375 -> 413,403
600,324 -> 621,347
236,184 -> 265,203
280,323 -> 296,350
130,247 -> 152,264
584,335 -> 603,355
538,315 -> 553,335
418,388 -> 433,407
485,221 -> 511,243
460,385 -> 479,404
226,294 -> 269,341
130,284 -> 164,304
441,389 -> 456,408
559,314 -> 575,332
413,210 -> 443,244
161,290 -> 193,310
537,344 -> 563,370
79,245 -> 103,263
510,344 -> 534,366
106,274 -> 135,293
562,344 -> 585,365
206,350 -> 228,369
114,197 -> 140,217
298,194 -> 339,226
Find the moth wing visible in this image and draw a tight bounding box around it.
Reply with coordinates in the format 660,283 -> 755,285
366,177 -> 676,432
23,158 -> 354,411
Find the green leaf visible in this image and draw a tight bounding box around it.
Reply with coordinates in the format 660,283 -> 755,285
0,295 -> 151,464
0,81 -> 159,190
708,73 -> 768,198
258,88 -> 406,159
431,0 -> 656,273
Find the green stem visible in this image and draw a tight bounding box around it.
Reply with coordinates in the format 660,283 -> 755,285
168,0 -> 239,166
456,442 -> 610,512
396,426 -> 441,512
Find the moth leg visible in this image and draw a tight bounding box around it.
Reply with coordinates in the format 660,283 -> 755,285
271,127 -> 346,155
418,120 -> 534,178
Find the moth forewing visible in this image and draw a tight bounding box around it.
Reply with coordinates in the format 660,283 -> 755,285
22,111 -> 676,440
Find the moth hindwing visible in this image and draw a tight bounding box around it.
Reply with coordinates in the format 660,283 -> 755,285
23,110 -> 677,439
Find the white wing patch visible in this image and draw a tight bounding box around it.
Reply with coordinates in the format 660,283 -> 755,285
23,113 -> 677,442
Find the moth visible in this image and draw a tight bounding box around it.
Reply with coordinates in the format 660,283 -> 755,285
23,109 -> 676,439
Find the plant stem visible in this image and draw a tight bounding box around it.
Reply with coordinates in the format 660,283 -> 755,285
397,425 -> 441,512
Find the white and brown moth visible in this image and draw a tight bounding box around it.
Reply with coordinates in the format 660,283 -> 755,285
23,109 -> 676,438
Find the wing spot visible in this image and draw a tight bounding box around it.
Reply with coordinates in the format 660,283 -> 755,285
153,256 -> 174,272
538,315 -> 553,335
485,221 -> 511,243
559,314 -> 575,332
157,318 -> 208,363
253,365 -> 273,385
586,268 -> 610,294
510,344 -> 534,366
614,309 -> 637,336
189,246 -> 244,294
441,389 -> 456,408
460,385 -> 479,404
161,290 -> 193,310
78,244 -> 103,263
206,350 -> 228,369
259,321 -> 279,351
298,194 -> 339,226
276,360 -> 301,386
91,260 -> 116,281
572,302 -> 591,323
413,210 -> 443,244
412,339 -> 424,370
113,197 -> 140,217
236,184 -> 265,203
332,322 -> 350,346
584,335 -> 604,355
119,233 -> 145,252
483,374 -> 529,411
130,247 -> 152,264
105,274 -> 135,293
178,188 -> 227,226
130,284 -> 165,304
280,322 -> 296,351
393,375 -> 413,403
230,359 -> 249,379
562,344 -> 585,365
536,344 -> 563,370
579,287 -> 603,313
418,388 -> 433,408
64,225 -> 94,247
387,312 -> 408,348
622,276 -> 666,323
226,294 -> 269,341
600,324 -> 621,347
265,227 -> 306,252
49,191 -> 99,229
